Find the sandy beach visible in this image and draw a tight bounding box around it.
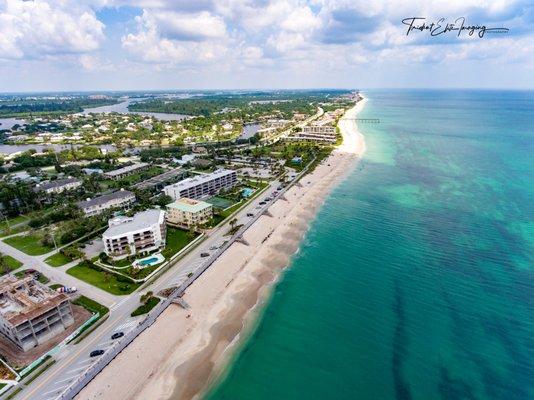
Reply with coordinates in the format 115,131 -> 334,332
77,97 -> 367,400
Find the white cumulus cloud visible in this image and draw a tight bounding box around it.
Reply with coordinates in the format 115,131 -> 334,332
0,0 -> 105,60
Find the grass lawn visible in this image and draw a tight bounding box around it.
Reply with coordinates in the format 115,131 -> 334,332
68,295 -> 110,343
49,283 -> 62,290
0,225 -> 27,238
72,295 -> 109,315
0,255 -> 23,275
15,270 -> 50,284
220,201 -> 244,218
45,252 -> 74,267
0,215 -> 28,230
67,261 -> 140,295
3,235 -> 54,256
161,227 -> 198,259
131,297 -> 160,317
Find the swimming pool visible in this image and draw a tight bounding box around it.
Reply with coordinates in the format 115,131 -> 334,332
139,257 -> 158,266
242,188 -> 255,197
134,253 -> 165,269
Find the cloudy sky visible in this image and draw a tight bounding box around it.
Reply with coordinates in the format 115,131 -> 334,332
0,0 -> 533,92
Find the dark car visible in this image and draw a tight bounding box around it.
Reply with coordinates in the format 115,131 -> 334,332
200,252 -> 210,257
277,186 -> 283,190
246,213 -> 254,217
90,350 -> 105,357
259,201 -> 266,205
111,332 -> 124,340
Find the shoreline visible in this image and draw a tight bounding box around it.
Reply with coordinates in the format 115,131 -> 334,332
77,97 -> 368,400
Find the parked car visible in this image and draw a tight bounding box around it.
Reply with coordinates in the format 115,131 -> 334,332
200,252 -> 210,258
246,213 -> 254,217
111,332 -> 124,340
259,202 -> 266,205
90,350 -> 105,357
209,245 -> 218,250
277,186 -> 283,190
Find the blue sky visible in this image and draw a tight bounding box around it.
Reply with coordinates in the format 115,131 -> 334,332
0,0 -> 533,92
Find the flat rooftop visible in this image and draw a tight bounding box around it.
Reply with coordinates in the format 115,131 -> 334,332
104,162 -> 149,177
103,209 -> 164,237
164,169 -> 236,192
0,276 -> 69,326
132,167 -> 183,190
167,198 -> 212,213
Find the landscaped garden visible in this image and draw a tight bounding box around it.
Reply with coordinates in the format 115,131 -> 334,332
67,261 -> 140,295
131,293 -> 160,317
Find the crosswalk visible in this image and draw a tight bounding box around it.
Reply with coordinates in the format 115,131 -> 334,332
37,355 -> 98,400
32,318 -> 142,400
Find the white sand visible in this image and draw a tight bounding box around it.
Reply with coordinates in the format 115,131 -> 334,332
77,98 -> 367,400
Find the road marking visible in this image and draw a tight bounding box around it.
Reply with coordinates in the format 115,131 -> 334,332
75,358 -> 93,367
55,376 -> 75,384
68,364 -> 92,374
110,297 -> 128,312
41,386 -> 66,396
114,320 -> 136,331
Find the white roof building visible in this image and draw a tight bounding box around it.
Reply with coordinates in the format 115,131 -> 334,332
103,209 -> 166,259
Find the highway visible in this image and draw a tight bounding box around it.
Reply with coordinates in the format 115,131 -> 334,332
12,178 -> 281,400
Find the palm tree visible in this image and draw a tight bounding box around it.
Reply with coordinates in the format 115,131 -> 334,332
229,218 -> 238,230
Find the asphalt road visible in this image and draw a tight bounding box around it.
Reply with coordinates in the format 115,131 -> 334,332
13,179 -> 281,400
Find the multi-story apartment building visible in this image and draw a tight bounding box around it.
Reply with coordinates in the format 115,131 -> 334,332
103,162 -> 149,180
290,125 -> 337,143
77,190 -> 136,217
163,169 -> 237,200
0,276 -> 74,352
34,178 -> 82,195
166,198 -> 213,228
102,209 -> 166,259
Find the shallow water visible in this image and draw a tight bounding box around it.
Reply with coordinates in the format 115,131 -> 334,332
205,90 -> 534,400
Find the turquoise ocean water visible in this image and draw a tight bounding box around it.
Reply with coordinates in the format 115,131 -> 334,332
206,90 -> 534,400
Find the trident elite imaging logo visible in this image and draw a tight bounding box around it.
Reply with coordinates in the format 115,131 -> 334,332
402,17 -> 509,38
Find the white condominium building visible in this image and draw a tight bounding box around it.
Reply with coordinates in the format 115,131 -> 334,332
103,209 -> 166,259
166,198 -> 213,228
77,190 -> 136,217
163,169 -> 237,200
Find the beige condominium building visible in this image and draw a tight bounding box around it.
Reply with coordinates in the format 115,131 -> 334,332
103,209 -> 166,259
166,198 -> 213,228
0,276 -> 74,352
